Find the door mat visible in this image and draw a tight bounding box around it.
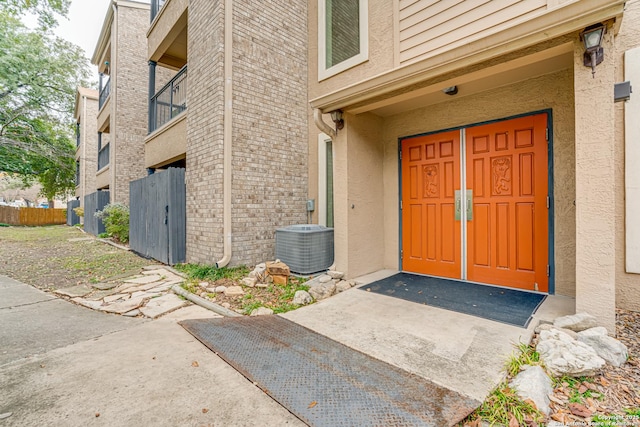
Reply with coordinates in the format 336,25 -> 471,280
360,273 -> 546,328
180,316 -> 479,427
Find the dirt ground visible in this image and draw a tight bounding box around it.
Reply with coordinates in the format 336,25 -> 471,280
0,225 -> 157,291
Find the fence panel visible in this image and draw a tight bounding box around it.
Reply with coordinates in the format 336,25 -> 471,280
0,206 -> 20,225
130,168 -> 185,265
84,191 -> 110,235
0,206 -> 67,226
67,200 -> 81,226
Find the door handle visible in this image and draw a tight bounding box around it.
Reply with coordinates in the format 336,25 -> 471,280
455,190 -> 461,221
466,190 -> 473,221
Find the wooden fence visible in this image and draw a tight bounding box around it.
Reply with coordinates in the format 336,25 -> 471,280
0,206 -> 67,226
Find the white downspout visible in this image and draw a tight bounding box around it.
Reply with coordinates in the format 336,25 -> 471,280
216,0 -> 233,268
314,108 -> 336,139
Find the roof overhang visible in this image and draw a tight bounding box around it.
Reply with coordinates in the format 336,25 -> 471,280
310,0 -> 625,113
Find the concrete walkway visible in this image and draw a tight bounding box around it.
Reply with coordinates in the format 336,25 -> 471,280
0,275 -> 304,427
282,270 -> 575,404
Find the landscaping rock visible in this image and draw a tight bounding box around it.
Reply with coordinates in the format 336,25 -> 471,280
122,309 -> 140,317
214,286 -> 227,293
537,329 -> 605,376
242,277 -> 257,287
224,286 -> 244,297
272,275 -> 288,286
266,261 -> 290,277
100,295 -> 148,314
308,282 -> 336,301
327,271 -> 345,280
535,323 -> 578,340
221,302 -> 231,309
578,328 -> 628,367
250,307 -> 274,316
198,282 -> 209,289
335,281 -> 351,293
91,282 -> 117,290
292,290 -> 313,305
509,365 -> 553,415
318,275 -> 332,284
304,276 -> 323,287
553,312 -> 598,332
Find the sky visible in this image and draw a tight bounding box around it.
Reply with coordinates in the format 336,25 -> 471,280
21,0 -> 133,73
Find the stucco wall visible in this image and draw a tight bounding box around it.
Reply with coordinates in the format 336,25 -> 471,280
308,0 -> 394,99
614,0 -> 640,311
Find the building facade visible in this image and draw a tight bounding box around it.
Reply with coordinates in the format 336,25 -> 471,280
308,0 -> 640,332
73,87 -> 99,208
91,0 -> 151,205
145,0 -> 309,267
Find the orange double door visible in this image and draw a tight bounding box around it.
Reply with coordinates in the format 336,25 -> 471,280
401,113 -> 549,292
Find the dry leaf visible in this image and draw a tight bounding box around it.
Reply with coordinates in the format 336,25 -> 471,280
508,413 -> 519,427
192,361 -> 199,367
202,408 -> 209,414
308,401 -> 317,409
95,413 -> 100,418
40,364 -> 45,368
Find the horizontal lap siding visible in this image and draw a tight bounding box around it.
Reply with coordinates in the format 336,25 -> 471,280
399,0 -> 547,65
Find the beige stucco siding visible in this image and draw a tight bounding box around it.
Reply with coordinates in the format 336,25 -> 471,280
379,68 -> 576,296
614,0 -> 640,310
309,0 -> 395,99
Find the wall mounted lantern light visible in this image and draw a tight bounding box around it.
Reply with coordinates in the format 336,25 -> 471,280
580,23 -> 605,78
330,109 -> 344,131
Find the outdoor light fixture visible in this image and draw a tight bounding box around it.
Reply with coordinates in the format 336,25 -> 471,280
580,23 -> 605,78
330,109 -> 344,131
442,86 -> 458,96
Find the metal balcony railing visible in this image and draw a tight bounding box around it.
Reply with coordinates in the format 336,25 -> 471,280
99,78 -> 111,110
149,65 -> 187,133
98,144 -> 110,171
150,0 -> 166,22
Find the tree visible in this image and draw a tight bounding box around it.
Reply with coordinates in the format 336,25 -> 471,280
0,0 -> 70,29
0,10 -> 90,205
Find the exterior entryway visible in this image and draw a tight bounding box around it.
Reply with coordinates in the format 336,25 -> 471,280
401,113 -> 549,292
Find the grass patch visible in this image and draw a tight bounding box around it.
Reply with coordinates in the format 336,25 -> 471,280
174,263 -> 249,282
505,342 -> 541,377
553,376 -> 602,404
241,300 -> 264,314
471,383 -> 544,426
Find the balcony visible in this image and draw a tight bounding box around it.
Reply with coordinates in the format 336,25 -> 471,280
98,145 -> 109,171
99,77 -> 111,110
75,123 -> 80,147
148,0 -> 187,70
149,65 -> 187,133
150,0 -> 166,22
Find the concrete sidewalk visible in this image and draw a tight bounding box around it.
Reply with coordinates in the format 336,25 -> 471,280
0,276 -> 304,427
282,270 -> 575,404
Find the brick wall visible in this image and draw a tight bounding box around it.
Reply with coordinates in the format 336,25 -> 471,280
186,0 -> 308,267
80,95 -> 98,205
111,4 -> 150,204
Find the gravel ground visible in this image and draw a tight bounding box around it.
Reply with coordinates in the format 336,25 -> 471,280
0,225 -> 157,291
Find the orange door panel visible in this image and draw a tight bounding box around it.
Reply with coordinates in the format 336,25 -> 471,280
465,114 -> 549,291
401,131 -> 461,279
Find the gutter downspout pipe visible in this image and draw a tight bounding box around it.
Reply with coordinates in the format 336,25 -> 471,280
314,108 -> 336,139
215,0 -> 233,268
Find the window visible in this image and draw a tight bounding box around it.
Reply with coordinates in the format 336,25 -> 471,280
319,0 -> 368,80
318,134 -> 334,227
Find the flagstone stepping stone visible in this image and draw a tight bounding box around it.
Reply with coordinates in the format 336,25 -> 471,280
91,282 -> 118,290
139,294 -> 187,319
100,295 -> 148,314
71,297 -> 104,310
123,275 -> 162,285
54,285 -> 93,298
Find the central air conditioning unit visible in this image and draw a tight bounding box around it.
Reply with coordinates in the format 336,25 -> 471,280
275,224 -> 334,275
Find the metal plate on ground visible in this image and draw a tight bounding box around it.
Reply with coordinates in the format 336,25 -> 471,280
181,316 -> 479,427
